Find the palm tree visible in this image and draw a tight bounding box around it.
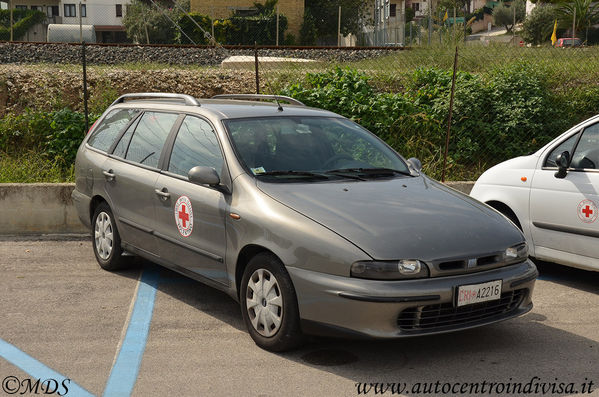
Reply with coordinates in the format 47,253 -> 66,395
557,0 -> 599,41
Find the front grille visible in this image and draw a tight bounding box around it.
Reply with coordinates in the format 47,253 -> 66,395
397,289 -> 526,332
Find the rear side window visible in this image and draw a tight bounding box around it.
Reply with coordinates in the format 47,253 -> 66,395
87,109 -> 139,152
124,112 -> 179,168
168,116 -> 224,177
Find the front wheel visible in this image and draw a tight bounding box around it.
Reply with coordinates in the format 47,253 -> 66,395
240,253 -> 303,352
92,202 -> 127,271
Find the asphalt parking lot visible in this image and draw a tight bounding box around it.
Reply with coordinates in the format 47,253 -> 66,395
1,239 -> 598,396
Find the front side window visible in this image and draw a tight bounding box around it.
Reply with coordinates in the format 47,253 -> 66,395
570,123 -> 599,169
64,4 -> 76,17
124,112 -> 178,168
168,116 -> 224,177
15,5 -> 28,10
80,4 -> 86,17
224,116 -> 409,180
116,4 -> 122,17
544,132 -> 579,168
87,108 -> 140,152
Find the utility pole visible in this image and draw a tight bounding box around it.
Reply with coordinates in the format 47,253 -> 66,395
428,0 -> 432,45
512,3 -> 515,43
9,0 -> 13,41
79,2 -> 83,43
276,2 -> 280,46
338,6 -> 342,47
572,6 -> 576,40
453,6 -> 456,44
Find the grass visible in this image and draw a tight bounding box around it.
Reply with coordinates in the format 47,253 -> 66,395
0,151 -> 74,183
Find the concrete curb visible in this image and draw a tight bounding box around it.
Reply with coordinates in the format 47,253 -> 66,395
0,183 -> 87,235
0,182 -> 475,235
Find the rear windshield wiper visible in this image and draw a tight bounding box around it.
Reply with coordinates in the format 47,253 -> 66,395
325,167 -> 414,178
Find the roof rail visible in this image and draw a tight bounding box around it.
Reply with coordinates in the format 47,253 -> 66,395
211,94 -> 305,106
111,93 -> 200,107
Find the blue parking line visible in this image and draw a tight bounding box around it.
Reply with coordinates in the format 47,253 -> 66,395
102,266 -> 160,397
0,338 -> 95,396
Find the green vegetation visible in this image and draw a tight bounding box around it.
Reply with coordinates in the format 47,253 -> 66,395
492,0 -> 526,33
280,62 -> 595,180
124,0 -> 287,45
0,9 -> 46,41
0,109 -> 99,183
2,45 -> 599,182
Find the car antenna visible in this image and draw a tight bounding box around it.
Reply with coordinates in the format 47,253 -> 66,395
274,96 -> 283,112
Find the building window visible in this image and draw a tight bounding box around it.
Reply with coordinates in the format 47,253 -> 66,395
31,5 -> 42,11
64,4 -> 76,17
115,4 -> 122,17
80,4 -> 86,17
15,5 -> 28,10
390,4 -> 396,17
413,2 -> 420,11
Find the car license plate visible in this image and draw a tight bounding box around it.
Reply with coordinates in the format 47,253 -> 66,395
456,280 -> 502,307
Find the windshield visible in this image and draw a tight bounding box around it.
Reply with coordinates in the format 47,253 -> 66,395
224,116 -> 410,181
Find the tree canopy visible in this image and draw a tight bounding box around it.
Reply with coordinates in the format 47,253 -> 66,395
304,0 -> 369,41
493,0 -> 526,33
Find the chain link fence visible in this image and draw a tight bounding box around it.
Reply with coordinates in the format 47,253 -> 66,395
1,0 -> 599,182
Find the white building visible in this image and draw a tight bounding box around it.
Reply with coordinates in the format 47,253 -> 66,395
59,0 -> 130,42
1,0 -> 129,42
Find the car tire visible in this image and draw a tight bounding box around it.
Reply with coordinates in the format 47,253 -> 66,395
92,202 -> 127,271
240,252 -> 304,352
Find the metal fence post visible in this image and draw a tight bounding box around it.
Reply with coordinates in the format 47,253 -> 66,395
82,41 -> 89,132
9,0 -> 13,42
442,46 -> 459,182
254,42 -> 260,95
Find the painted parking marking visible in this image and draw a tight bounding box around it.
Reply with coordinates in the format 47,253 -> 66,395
103,266 -> 160,397
0,338 -> 95,396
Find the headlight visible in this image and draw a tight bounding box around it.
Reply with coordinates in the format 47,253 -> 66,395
504,243 -> 528,261
350,259 -> 430,280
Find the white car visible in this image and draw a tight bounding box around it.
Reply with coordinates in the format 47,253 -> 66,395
471,114 -> 599,272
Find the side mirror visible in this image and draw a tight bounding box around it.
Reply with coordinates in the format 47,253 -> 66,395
188,166 -> 220,186
554,151 -> 570,179
407,157 -> 422,172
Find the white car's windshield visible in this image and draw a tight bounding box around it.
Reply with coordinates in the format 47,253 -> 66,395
224,116 -> 410,180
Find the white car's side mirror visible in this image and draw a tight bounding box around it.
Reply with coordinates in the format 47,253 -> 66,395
555,151 -> 570,179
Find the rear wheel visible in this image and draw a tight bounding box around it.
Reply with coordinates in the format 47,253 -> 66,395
92,202 -> 127,270
240,252 -> 303,352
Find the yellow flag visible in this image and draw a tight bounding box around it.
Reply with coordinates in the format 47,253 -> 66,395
443,10 -> 448,22
551,19 -> 558,45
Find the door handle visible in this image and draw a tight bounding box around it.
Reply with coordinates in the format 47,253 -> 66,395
102,169 -> 115,181
154,188 -> 171,200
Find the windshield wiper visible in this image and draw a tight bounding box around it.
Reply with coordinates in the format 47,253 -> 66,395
322,170 -> 367,181
325,167 -> 414,178
258,170 -> 330,179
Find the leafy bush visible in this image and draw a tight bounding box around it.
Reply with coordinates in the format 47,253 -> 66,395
281,65 -> 568,179
0,10 -> 46,41
0,109 -> 99,171
521,4 -> 557,45
492,0 -> 526,33
299,9 -> 318,45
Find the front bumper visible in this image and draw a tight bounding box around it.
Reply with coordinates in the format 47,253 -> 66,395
288,259 -> 537,339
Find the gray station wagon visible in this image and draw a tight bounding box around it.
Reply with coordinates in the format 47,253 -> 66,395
72,93 -> 538,351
